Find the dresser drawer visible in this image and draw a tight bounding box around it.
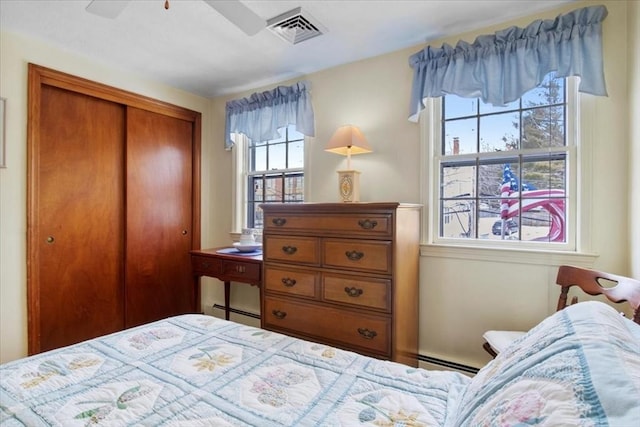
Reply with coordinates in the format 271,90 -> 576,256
191,255 -> 222,276
263,296 -> 390,355
264,213 -> 392,237
264,266 -> 319,298
264,236 -> 320,265
323,239 -> 391,274
322,274 -> 391,311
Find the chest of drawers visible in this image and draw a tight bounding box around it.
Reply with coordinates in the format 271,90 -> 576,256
260,202 -> 420,366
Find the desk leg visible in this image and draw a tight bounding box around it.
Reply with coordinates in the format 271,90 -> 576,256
224,281 -> 231,320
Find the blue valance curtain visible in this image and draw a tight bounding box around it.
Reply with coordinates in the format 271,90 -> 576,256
225,81 -> 315,149
408,5 -> 608,121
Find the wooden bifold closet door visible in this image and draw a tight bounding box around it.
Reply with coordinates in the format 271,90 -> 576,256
27,64 -> 201,354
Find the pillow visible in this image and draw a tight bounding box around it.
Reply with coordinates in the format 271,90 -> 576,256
453,301 -> 640,426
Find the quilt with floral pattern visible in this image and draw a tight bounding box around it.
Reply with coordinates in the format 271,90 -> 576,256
2,301 -> 638,426
1,314 -> 469,426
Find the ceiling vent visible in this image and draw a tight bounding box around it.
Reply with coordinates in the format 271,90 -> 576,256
267,7 -> 327,45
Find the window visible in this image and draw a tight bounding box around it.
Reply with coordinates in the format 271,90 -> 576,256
241,125 -> 305,230
427,74 -> 577,248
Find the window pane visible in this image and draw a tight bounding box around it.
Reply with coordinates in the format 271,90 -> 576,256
252,144 -> 267,172
480,112 -> 519,152
288,140 -> 304,169
264,175 -> 283,201
488,215 -> 520,240
247,203 -> 263,229
522,157 -> 566,190
444,95 -> 477,119
441,164 -> 476,199
269,143 -> 286,170
441,199 -> 476,238
520,208 -> 563,242
251,176 -> 264,202
478,162 -> 505,215
444,118 -> 477,155
522,106 -> 565,149
284,175 -> 304,201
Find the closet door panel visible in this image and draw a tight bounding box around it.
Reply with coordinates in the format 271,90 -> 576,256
125,107 -> 195,327
37,86 -> 126,352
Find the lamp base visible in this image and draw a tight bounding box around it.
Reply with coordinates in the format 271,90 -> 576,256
337,170 -> 360,202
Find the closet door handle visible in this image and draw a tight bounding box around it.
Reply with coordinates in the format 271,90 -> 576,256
46,236 -> 55,244
357,328 -> 377,340
345,250 -> 364,261
282,246 -> 297,255
358,219 -> 378,230
282,277 -> 297,287
272,310 -> 287,320
344,287 -> 363,297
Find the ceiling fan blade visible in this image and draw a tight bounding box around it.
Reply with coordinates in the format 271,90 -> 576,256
202,0 -> 265,36
86,0 -> 132,19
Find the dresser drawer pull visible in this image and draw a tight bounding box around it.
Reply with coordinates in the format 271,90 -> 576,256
272,310 -> 287,319
345,250 -> 364,261
358,219 -> 378,230
281,277 -> 297,287
282,246 -> 298,255
272,217 -> 287,227
344,287 -> 363,297
357,328 -> 377,340
235,265 -> 246,273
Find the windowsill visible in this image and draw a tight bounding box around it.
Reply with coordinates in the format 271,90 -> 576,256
420,243 -> 598,266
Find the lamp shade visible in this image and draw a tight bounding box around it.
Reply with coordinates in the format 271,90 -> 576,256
325,125 -> 371,202
324,125 -> 372,155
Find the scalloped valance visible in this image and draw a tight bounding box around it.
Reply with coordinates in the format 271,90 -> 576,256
408,5 -> 608,121
225,81 -> 315,149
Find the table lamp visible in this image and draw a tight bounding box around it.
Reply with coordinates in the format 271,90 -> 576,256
324,125 -> 372,202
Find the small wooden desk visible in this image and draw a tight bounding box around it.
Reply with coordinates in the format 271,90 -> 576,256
190,247 -> 262,320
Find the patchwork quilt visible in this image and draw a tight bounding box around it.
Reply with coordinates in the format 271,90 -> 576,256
2,301 -> 638,426
0,315 -> 469,426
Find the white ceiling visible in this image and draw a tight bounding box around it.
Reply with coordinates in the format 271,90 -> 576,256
0,0 -> 575,98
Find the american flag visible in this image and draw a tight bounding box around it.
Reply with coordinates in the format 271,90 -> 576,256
500,164 -> 565,242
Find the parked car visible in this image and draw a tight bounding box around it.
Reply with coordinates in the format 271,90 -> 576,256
492,219 -> 519,235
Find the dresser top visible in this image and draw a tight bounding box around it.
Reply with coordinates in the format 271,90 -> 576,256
259,202 -> 421,212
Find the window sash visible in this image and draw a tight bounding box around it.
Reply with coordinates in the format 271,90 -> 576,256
424,78 -> 578,251
232,127 -> 306,234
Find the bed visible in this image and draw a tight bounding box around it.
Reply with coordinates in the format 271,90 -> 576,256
2,300 -> 639,426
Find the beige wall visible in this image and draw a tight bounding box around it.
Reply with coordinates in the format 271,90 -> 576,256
630,1 -> 640,278
1,0 -> 636,368
209,0 -> 637,368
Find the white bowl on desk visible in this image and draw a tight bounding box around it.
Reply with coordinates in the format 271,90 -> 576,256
232,242 -> 262,252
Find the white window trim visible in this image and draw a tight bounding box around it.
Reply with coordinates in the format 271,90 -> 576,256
230,133 -> 249,238
419,79 -> 598,266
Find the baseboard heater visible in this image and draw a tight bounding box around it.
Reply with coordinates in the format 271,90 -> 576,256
418,354 -> 479,375
212,304 -> 260,320
213,304 -> 479,374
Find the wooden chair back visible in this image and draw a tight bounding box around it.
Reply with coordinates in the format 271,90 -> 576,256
556,265 -> 640,324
